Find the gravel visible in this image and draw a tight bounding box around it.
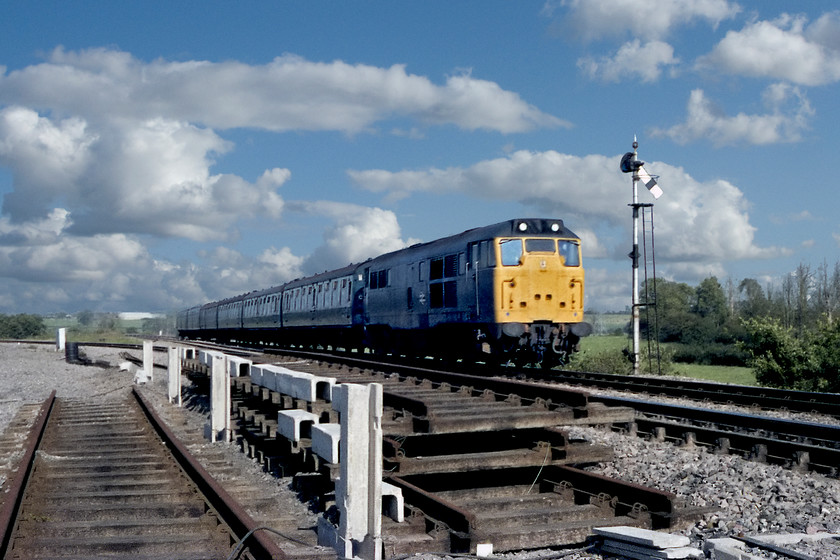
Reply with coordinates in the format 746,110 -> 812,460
2,342 -> 839,559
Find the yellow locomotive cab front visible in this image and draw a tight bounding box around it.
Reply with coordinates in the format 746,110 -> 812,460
493,236 -> 585,325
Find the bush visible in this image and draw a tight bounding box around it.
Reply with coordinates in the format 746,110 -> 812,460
670,342 -> 748,367
564,344 -> 676,376
0,314 -> 47,339
738,317 -> 838,391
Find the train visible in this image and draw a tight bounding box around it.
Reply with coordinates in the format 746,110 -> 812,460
177,218 -> 592,367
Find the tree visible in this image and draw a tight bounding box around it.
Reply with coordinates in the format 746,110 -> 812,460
77,310 -> 94,326
641,278 -> 695,342
814,261 -> 840,325
98,313 -> 118,330
738,278 -> 770,320
694,277 -> 728,322
0,314 -> 46,339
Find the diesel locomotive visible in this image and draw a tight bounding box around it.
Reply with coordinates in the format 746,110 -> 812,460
177,218 -> 592,367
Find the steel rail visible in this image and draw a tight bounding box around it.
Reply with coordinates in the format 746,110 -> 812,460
132,387 -> 287,560
524,368 -> 840,418
0,390 -> 55,559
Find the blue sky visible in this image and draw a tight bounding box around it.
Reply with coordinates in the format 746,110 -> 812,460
1,1 -> 839,314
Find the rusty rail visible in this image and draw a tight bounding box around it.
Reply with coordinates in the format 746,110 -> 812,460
132,387 -> 287,560
0,390 -> 56,558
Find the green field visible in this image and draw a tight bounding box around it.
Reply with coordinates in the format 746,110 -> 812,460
40,316 -> 173,344
575,334 -> 757,386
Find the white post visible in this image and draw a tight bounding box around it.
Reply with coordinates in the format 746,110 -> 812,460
330,383 -> 383,560
167,345 -> 182,406
630,139 -> 641,376
209,353 -> 230,442
55,328 -> 66,351
143,340 -> 154,383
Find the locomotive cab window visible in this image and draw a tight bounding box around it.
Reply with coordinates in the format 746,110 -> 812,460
559,240 -> 581,266
499,239 -> 523,266
525,239 -> 556,253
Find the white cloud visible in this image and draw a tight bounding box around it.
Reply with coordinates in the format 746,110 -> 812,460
290,201 -> 417,274
0,46 -> 567,253
0,48 -> 566,134
194,245 -> 306,300
578,40 -> 679,83
556,0 -> 740,42
0,106 -> 97,218
350,149 -> 784,278
651,86 -> 813,146
696,13 -> 840,85
0,107 -> 287,241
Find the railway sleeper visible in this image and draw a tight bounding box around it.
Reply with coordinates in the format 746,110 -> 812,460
382,428 -> 613,475
387,464 -> 688,554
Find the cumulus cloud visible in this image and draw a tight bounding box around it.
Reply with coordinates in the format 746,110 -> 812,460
555,0 -> 740,42
696,13 -> 840,85
288,201 -> 418,274
350,149 -> 785,277
0,106 -> 287,241
194,245 -> 306,300
577,40 -> 679,83
651,85 -> 813,146
0,48 -> 567,134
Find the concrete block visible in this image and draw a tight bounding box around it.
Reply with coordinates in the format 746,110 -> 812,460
703,538 -> 763,560
227,355 -> 252,378
119,361 -> 138,374
749,532 -> 840,546
601,541 -> 702,558
311,423 -> 341,463
594,526 -> 690,549
198,349 -> 212,367
249,363 -> 271,388
475,543 -> 493,557
273,367 -> 335,402
381,481 -> 404,523
277,409 -> 319,442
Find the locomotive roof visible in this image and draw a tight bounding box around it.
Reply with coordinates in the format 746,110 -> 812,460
369,218 -> 577,263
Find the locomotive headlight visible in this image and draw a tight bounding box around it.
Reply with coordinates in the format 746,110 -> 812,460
518,222 -> 528,231
551,223 -> 560,232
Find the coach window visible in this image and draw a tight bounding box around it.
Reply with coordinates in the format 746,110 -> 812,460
500,239 -> 523,266
559,240 -> 581,266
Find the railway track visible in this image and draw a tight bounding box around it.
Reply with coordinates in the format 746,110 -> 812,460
117,340 -> 840,480
520,367 -> 840,419
0,388 -> 290,560
264,348 -> 840,476
219,352 -> 702,555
